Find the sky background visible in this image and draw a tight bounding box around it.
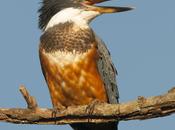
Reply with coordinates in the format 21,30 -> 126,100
0,0 -> 175,130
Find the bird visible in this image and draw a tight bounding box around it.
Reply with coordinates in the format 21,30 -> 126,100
38,0 -> 133,130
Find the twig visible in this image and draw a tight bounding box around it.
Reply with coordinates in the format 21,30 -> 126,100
0,86 -> 175,125
19,85 -> 38,109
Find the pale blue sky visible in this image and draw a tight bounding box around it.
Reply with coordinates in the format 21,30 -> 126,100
0,0 -> 175,130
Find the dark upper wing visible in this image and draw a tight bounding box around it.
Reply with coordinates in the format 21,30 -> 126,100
95,34 -> 119,104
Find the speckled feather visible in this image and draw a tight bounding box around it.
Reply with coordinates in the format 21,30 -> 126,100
40,22 -> 94,53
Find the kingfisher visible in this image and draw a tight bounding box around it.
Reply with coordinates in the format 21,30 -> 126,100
38,0 -> 132,130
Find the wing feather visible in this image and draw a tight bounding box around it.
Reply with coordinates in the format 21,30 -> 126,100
95,34 -> 119,104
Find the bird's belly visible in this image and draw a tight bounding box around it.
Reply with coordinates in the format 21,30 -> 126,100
40,48 -> 108,107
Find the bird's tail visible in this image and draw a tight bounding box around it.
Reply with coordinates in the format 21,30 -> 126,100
70,122 -> 118,130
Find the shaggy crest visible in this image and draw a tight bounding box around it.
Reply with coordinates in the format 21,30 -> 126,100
38,0 -> 82,30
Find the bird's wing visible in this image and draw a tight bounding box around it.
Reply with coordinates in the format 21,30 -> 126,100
95,34 -> 119,104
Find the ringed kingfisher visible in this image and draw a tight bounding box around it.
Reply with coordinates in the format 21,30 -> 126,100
38,0 -> 133,130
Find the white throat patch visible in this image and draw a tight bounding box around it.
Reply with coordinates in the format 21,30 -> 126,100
45,7 -> 100,31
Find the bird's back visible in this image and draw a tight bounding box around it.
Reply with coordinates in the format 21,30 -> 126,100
95,34 -> 119,104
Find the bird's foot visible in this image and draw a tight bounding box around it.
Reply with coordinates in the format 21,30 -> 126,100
51,105 -> 66,124
86,99 -> 105,122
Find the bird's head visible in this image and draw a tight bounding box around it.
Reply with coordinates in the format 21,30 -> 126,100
39,0 -> 133,30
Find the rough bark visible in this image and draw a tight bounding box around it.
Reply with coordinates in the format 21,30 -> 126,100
0,86 -> 175,125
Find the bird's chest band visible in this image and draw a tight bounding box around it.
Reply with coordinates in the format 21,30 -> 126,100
40,22 -> 95,53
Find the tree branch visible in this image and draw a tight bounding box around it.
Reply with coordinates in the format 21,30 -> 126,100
0,86 -> 175,125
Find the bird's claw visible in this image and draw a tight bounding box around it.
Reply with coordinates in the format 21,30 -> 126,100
85,99 -> 104,122
51,105 -> 66,124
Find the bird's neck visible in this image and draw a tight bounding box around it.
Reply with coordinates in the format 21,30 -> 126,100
45,7 -> 100,31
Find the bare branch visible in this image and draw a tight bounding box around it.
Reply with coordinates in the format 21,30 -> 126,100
19,85 -> 38,109
0,86 -> 175,125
